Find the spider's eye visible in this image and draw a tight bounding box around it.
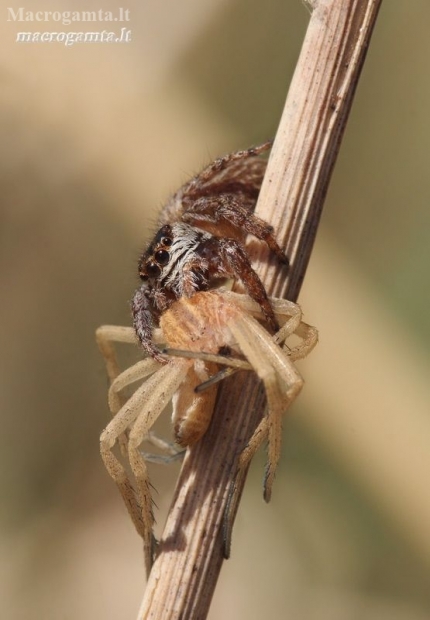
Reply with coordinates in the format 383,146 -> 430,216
146,262 -> 161,278
161,236 -> 172,246
140,273 -> 149,282
155,249 -> 170,265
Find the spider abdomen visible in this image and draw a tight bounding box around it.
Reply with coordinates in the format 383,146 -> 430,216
160,291 -> 237,354
172,359 -> 218,447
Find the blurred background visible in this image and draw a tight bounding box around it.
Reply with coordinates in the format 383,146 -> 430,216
1,1 -> 430,618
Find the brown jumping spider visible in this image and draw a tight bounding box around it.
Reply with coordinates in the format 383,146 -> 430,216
132,140 -> 289,363
96,289 -> 318,575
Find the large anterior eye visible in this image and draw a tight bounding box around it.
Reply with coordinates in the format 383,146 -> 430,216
155,249 -> 170,265
146,262 -> 161,278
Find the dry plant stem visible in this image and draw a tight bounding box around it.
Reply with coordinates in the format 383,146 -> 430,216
138,1 -> 382,618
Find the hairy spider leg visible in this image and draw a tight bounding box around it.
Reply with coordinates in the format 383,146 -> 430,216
96,324 -> 185,574
217,295 -> 315,558
96,325 -> 141,458
184,140 -> 273,192
227,291 -> 318,357
102,358 -> 191,575
158,141 -> 272,226
97,323 -> 220,574
97,327 -> 182,449
230,313 -> 304,496
163,347 -> 252,369
182,194 -> 288,266
96,325 -> 167,452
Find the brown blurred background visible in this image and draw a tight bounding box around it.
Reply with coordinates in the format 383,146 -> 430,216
1,1 -> 430,618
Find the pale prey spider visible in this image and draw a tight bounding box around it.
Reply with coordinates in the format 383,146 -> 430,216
96,289 -> 317,575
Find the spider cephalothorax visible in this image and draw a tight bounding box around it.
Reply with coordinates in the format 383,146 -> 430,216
132,141 -> 289,362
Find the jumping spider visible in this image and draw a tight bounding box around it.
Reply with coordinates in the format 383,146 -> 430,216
96,289 -> 318,575
132,140 -> 289,362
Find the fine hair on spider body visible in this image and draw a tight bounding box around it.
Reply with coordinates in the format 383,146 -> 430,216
96,289 -> 318,575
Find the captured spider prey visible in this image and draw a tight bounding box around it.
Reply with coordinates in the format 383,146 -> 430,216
132,141 -> 289,362
96,289 -> 318,574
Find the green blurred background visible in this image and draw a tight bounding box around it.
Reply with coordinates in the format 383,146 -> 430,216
1,1 -> 430,618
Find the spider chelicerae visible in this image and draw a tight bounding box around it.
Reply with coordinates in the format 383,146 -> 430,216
96,142 -> 318,575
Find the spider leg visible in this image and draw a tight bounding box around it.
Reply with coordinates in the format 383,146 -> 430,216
221,291 -> 302,343
182,194 -> 287,265
158,141 -> 272,225
126,359 -> 190,574
214,325 -> 315,391
162,346 -> 254,394
100,353 -> 189,575
217,239 -> 281,332
96,324 -> 137,384
162,347 -> 252,370
174,236 -> 280,333
185,141 -> 272,192
96,323 -> 165,406
108,358 -> 160,407
223,311 -> 304,557
218,291 -> 318,360
142,358 -> 223,461
161,294 -> 316,395
141,432 -> 185,464
96,325 -> 143,457
108,359 -> 162,457
194,366 -> 237,392
140,450 -> 185,465
132,284 -> 167,363
289,321 -> 319,361
238,314 -> 304,497
266,297 -> 318,359
100,371 -> 167,549
105,349 -> 185,468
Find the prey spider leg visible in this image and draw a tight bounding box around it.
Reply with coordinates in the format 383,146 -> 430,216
99,352 -> 190,574
164,290 -> 317,558
96,324 -> 219,575
164,306 -> 318,393
97,290 -> 317,574
187,291 -> 319,557
141,444 -> 185,465
163,347 -> 252,370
